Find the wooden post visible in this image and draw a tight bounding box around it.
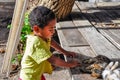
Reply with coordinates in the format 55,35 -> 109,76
0,0 -> 28,78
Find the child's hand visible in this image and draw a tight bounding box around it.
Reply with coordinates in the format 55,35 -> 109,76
69,60 -> 80,68
64,51 -> 77,58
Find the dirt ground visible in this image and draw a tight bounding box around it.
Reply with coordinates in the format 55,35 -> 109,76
0,3 -> 14,80
0,2 -> 14,71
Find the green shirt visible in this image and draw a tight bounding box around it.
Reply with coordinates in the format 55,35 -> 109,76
20,35 -> 52,80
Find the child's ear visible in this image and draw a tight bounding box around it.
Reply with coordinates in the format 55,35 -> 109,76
33,25 -> 40,32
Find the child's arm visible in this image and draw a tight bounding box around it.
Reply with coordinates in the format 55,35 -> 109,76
47,55 -> 80,68
51,39 -> 76,57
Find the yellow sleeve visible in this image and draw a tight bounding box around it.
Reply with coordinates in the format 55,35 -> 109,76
28,37 -> 52,64
43,60 -> 53,74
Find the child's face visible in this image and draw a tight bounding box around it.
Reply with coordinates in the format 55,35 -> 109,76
38,19 -> 56,39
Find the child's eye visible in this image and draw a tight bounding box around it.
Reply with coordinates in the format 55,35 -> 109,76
49,30 -> 52,32
49,28 -> 54,31
49,30 -> 53,32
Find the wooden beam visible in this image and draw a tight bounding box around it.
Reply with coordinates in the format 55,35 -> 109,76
0,0 -> 28,78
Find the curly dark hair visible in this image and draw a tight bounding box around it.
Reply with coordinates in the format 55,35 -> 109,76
29,6 -> 56,29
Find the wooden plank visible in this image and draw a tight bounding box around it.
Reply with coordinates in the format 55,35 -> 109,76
45,69 -> 72,80
89,0 -> 120,3
77,1 -> 118,11
74,1 -> 87,11
56,23 -> 98,80
57,21 -> 89,47
71,3 -> 92,27
83,5 -> 120,50
56,23 -> 69,47
76,1 -> 97,12
99,29 -> 120,49
91,7 -> 120,49
96,2 -> 120,8
106,10 -> 120,27
56,23 -> 94,58
61,47 -> 97,80
93,8 -> 120,49
63,46 -> 96,60
61,45 -> 98,80
77,1 -> 120,29
72,2 -> 120,59
57,23 -> 95,57
93,11 -> 112,24
56,43 -> 97,80
116,10 -> 120,16
77,46 -> 96,57
105,10 -> 120,23
62,46 -> 96,64
61,29 -> 89,47
96,8 -> 120,28
58,21 -> 78,29
94,10 -> 120,28
76,1 -> 120,51
76,1 -> 103,28
85,8 -> 115,28
70,12 -> 92,28
76,2 -> 103,28
72,74 -> 102,80
109,29 -> 120,37
77,22 -> 120,59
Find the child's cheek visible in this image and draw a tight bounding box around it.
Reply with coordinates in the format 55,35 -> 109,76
46,31 -> 52,37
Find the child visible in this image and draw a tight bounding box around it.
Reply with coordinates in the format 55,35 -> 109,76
19,6 -> 80,80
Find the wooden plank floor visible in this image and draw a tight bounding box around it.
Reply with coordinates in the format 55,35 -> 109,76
75,1 -> 120,50
56,1 -> 120,80
76,1 -> 120,28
